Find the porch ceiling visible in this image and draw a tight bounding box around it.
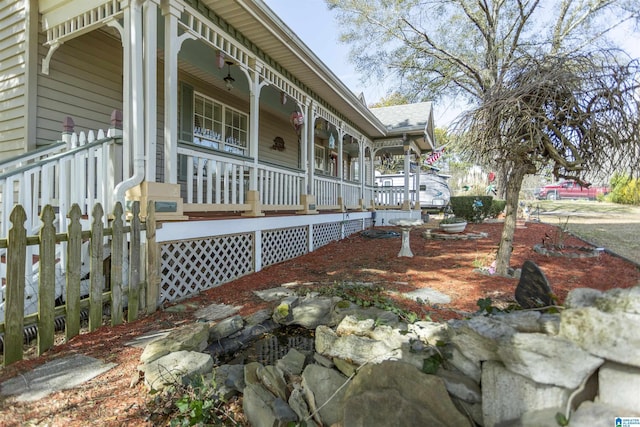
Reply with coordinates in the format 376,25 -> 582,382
203,0 -> 388,138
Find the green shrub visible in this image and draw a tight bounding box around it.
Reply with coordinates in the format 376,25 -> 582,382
608,173 -> 640,205
449,196 -> 493,223
488,199 -> 506,218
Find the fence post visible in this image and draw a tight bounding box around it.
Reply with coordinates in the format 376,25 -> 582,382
89,203 -> 104,331
145,201 -> 159,313
128,201 -> 141,322
62,116 -> 75,148
110,203 -> 124,326
38,205 -> 56,356
4,205 -> 27,366
66,204 -> 83,339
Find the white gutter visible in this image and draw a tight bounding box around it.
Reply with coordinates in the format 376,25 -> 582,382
115,0 -> 145,207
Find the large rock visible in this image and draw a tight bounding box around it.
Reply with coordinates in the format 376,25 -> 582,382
570,401 -> 640,427
257,365 -> 288,401
342,361 -> 472,427
242,383 -> 298,427
497,332 -> 603,388
597,361 -> 640,412
142,350 -> 213,391
209,315 -> 244,341
315,325 -> 398,365
139,323 -> 210,364
449,316 -> 517,363
482,360 -> 571,427
593,286 -> 640,314
292,296 -> 336,329
515,260 -> 554,308
301,364 -> 349,426
559,307 -> 640,367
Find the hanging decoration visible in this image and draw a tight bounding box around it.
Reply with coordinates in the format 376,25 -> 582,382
280,91 -> 287,105
271,136 -> 285,151
216,51 -> 225,69
424,146 -> 446,165
328,133 -> 335,149
290,110 -> 304,134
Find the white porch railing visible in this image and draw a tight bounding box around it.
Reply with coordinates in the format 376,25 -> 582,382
0,130 -> 122,237
314,175 -> 340,209
0,142 -> 66,175
342,181 -> 362,208
374,186 -> 415,208
179,146 -> 305,211
257,162 -> 304,209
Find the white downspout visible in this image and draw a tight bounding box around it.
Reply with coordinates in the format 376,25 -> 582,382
115,0 -> 145,208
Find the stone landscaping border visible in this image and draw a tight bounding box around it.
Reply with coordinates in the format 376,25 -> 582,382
423,229 -> 489,240
532,243 -> 602,258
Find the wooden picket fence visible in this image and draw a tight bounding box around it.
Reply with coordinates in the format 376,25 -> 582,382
0,200 -> 159,366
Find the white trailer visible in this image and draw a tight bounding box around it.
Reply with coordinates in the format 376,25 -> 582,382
375,171 -> 451,210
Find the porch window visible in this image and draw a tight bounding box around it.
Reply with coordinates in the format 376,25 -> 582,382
314,144 -> 325,171
193,92 -> 248,156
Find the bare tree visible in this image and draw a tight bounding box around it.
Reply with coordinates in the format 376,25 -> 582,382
327,0 -> 640,274
458,53 -> 640,274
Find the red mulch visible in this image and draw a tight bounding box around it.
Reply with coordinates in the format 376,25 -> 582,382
1,220 -> 638,426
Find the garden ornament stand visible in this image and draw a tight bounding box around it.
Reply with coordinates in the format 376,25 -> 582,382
389,218 -> 423,257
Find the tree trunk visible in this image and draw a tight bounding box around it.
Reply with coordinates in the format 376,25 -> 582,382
496,164 -> 509,199
494,165 -> 527,276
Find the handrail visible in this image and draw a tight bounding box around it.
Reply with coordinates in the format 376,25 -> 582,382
0,136 -> 120,181
0,142 -> 66,173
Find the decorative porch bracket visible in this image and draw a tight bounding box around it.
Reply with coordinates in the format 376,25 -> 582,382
42,42 -> 61,75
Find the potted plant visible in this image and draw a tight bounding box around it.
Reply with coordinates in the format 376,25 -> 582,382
439,216 -> 467,233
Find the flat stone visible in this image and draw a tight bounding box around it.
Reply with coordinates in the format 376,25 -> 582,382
402,288 -> 451,305
124,329 -> 172,348
515,260 -> 554,308
343,361 -> 471,427
142,350 -> 213,391
0,354 -> 116,402
194,303 -> 240,321
253,287 -> 297,301
497,332 -> 603,388
559,307 -> 640,367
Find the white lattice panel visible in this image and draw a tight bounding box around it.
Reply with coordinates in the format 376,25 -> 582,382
261,226 -> 308,268
160,233 -> 254,304
344,219 -> 363,236
313,222 -> 341,250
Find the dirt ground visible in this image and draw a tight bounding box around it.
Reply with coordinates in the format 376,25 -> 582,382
1,211 -> 639,426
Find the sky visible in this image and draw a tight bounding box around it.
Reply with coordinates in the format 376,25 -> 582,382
262,0 -> 640,128
261,0 -> 394,104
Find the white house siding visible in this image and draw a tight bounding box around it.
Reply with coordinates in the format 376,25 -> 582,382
0,0 -> 28,160
35,29 -> 123,145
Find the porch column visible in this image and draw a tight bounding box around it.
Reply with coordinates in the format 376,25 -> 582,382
358,138 -> 366,210
306,103 -> 316,194
162,2 -> 183,184
337,125 -> 345,212
144,0 -> 159,181
402,136 -> 411,211
298,102 -> 317,214
242,59 -> 267,217
247,59 -> 267,191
